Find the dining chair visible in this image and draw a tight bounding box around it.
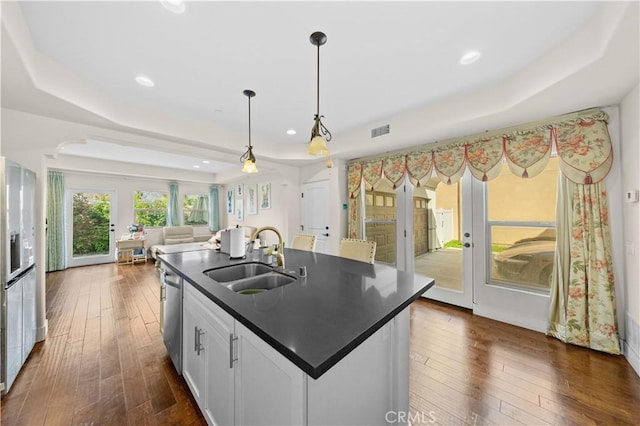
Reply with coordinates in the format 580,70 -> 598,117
291,233 -> 317,252
339,238 -> 377,264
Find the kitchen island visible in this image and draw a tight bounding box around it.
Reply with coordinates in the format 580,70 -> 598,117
158,248 -> 434,425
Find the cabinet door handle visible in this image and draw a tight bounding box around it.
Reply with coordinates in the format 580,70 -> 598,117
196,328 -> 205,356
229,334 -> 238,368
160,284 -> 166,301
194,326 -> 199,352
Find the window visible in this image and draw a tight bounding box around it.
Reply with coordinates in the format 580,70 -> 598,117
183,193 -> 209,226
134,191 -> 168,227
486,157 -> 559,291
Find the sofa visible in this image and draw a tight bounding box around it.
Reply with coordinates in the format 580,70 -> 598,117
149,226 -> 214,261
149,225 -> 258,261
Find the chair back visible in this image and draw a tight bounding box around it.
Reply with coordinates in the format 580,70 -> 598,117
291,234 -> 317,252
339,238 -> 377,264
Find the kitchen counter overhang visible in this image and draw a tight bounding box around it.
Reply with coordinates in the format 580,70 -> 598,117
158,248 -> 434,379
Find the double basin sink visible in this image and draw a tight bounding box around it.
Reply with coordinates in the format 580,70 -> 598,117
203,262 -> 296,295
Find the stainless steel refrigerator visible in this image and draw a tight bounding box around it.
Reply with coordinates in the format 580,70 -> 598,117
1,157 -> 37,393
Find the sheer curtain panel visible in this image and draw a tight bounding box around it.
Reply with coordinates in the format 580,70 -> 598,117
46,171 -> 66,271
168,182 -> 180,226
209,185 -> 220,232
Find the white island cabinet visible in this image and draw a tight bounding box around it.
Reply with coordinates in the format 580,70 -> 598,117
183,283 -> 410,426
183,284 -> 306,426
183,283 -> 235,425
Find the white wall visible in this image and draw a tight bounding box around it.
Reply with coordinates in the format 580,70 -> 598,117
224,170 -> 301,248
620,84 -> 640,376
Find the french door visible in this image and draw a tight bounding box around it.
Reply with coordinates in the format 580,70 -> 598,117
66,189 -> 116,267
471,159 -> 558,332
409,173 -> 477,309
406,159 -> 556,332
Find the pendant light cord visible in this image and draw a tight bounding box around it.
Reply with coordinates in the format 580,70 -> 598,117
316,43 -> 320,117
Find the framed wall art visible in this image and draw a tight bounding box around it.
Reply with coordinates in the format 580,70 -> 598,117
226,189 -> 234,214
260,182 -> 271,210
246,184 -> 258,215
236,183 -> 244,198
236,199 -> 244,221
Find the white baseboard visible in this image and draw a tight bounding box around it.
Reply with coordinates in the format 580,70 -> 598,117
36,318 -> 48,342
625,313 -> 640,378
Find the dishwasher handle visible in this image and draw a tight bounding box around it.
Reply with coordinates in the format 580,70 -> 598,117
163,272 -> 182,289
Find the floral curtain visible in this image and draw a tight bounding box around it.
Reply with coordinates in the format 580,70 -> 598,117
347,108 -> 611,191
347,163 -> 363,238
346,107 -> 620,354
46,171 -> 66,272
548,176 -> 620,354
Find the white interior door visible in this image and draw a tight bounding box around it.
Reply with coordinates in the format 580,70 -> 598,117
66,189 -> 116,267
302,180 -> 329,254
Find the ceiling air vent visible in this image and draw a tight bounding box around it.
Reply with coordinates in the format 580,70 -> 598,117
371,124 -> 390,138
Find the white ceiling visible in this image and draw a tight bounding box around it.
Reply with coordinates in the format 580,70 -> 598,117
1,1 -> 638,175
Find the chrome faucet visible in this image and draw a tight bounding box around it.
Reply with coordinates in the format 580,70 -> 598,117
251,226 -> 285,269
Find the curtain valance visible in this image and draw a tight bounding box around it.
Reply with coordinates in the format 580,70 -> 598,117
348,109 -> 612,197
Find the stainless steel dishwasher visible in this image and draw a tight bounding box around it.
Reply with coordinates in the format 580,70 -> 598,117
160,264 -> 183,374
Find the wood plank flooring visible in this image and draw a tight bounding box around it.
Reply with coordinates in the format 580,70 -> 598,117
2,261 -> 639,425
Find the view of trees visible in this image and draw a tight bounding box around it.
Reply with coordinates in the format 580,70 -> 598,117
183,194 -> 208,226
72,193 -> 110,257
134,191 -> 168,227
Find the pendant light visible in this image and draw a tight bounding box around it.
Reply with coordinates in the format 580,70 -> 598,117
240,89 -> 258,173
308,31 -> 332,156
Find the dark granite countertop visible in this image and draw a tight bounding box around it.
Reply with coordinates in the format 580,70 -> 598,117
158,248 -> 434,379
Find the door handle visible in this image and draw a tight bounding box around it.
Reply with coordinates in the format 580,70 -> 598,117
322,233 -> 329,237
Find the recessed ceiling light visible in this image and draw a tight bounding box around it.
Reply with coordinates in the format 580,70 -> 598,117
135,75 -> 155,87
160,0 -> 186,14
459,50 -> 482,65
286,129 -> 297,135
202,160 -> 210,164
192,165 -> 200,169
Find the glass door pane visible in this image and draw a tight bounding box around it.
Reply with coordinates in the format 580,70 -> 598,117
473,157 -> 559,332
365,180 -> 397,265
413,173 -> 474,308
67,190 -> 116,267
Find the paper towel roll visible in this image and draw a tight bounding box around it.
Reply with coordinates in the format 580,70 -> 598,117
229,227 -> 245,259
220,230 -> 231,254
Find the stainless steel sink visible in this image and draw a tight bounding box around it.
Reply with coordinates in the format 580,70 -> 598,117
203,262 -> 273,282
203,263 -> 297,295
227,272 -> 297,294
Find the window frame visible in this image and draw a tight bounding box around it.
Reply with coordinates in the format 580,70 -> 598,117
133,190 -> 169,228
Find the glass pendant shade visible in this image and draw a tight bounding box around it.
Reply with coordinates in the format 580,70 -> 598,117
308,135 -> 329,156
242,158 -> 258,173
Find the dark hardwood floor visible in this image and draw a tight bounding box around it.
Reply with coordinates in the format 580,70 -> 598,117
1,261 -> 639,425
